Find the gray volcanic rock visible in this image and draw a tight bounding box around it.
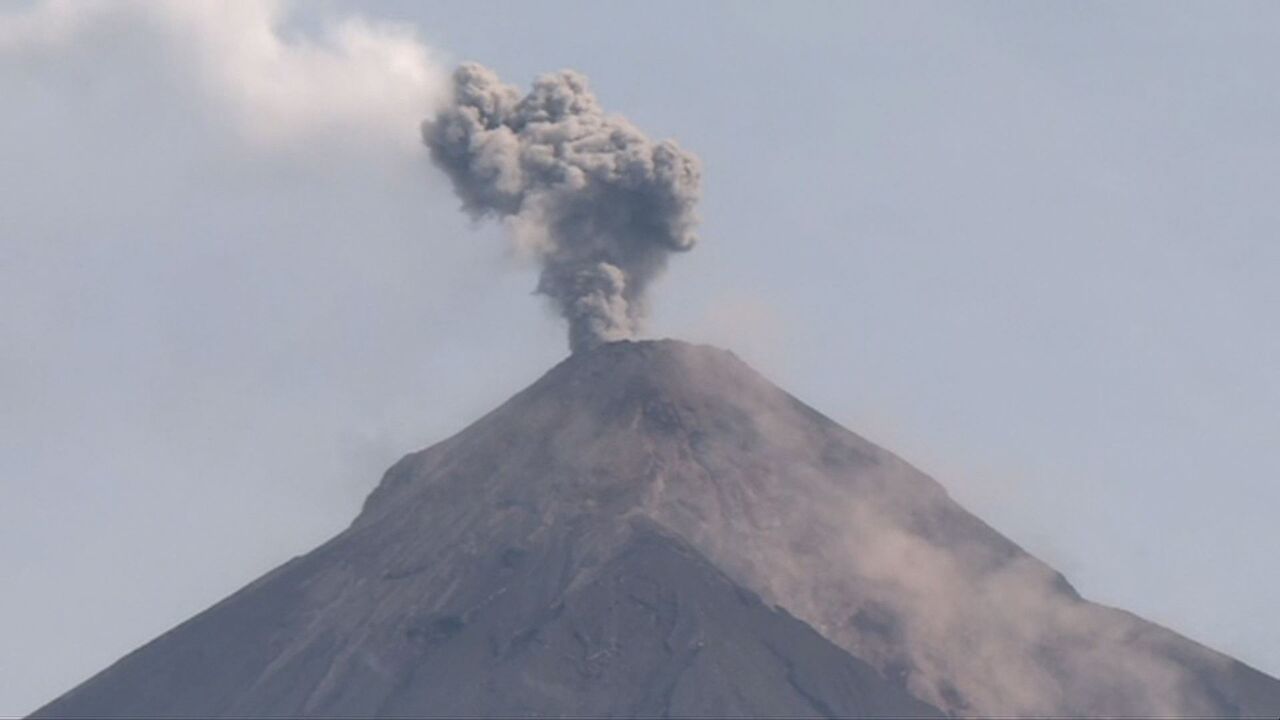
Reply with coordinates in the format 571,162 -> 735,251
34,340 -> 1280,718
33,518 -> 937,718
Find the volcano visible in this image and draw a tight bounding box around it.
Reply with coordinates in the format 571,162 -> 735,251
33,340 -> 1280,718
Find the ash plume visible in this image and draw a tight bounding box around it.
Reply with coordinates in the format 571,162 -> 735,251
423,63 -> 701,352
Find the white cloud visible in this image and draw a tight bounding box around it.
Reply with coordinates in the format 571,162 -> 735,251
1,0 -> 450,152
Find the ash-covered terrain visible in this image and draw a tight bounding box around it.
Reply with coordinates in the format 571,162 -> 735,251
33,340 -> 1280,718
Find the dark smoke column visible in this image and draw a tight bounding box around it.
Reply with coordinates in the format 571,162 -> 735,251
423,64 -> 702,353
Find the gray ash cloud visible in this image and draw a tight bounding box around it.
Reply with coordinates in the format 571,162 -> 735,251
423,63 -> 701,352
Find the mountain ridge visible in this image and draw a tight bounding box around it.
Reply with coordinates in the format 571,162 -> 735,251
33,339 -> 1280,718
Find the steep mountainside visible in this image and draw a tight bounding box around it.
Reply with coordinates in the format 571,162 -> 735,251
34,340 -> 1280,718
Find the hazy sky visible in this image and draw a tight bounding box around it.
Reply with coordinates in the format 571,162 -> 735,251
3,1 -> 1278,715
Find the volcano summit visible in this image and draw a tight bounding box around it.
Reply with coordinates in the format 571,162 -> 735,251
33,340 -> 1280,718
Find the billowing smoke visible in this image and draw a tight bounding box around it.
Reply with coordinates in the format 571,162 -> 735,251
423,63 -> 701,353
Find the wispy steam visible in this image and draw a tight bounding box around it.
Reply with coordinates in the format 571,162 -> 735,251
423,64 -> 702,352
638,348 -> 1236,717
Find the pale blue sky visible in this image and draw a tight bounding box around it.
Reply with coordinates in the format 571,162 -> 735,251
2,2 -> 1277,715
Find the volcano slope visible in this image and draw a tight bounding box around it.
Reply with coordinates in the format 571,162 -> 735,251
34,340 -> 1280,718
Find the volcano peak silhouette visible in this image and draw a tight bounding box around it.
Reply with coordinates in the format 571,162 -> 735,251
34,340 -> 1280,718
